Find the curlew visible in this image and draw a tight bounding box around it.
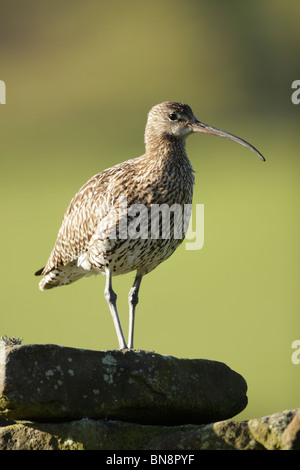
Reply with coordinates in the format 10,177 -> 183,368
35,101 -> 265,349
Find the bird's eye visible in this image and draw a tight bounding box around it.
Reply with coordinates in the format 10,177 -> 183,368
168,113 -> 178,121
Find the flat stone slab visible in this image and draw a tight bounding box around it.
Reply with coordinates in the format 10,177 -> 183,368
0,344 -> 247,424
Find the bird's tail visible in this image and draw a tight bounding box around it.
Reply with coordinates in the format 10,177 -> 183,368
35,267 -> 61,290
35,267 -> 44,276
34,262 -> 86,291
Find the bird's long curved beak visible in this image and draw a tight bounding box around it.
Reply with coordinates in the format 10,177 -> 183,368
191,121 -> 265,162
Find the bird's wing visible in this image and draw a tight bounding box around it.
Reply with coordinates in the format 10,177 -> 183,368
39,157 -> 147,275
40,171 -> 112,275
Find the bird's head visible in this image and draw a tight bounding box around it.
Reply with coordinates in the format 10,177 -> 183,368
146,101 -> 265,161
146,101 -> 197,139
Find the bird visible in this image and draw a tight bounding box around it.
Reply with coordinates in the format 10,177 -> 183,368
35,101 -> 265,349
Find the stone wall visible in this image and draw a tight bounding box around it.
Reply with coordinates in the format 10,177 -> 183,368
0,342 -> 299,450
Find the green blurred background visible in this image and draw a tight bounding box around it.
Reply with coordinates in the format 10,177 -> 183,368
1,0 -> 299,421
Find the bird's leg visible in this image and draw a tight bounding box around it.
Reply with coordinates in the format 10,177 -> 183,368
104,269 -> 127,349
128,274 -> 143,349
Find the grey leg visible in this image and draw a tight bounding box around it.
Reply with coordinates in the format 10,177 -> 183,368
104,269 -> 127,349
128,274 -> 143,349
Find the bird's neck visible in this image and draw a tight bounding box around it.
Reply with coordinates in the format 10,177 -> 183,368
145,132 -> 187,164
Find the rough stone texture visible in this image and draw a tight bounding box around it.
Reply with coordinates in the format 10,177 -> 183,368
0,409 -> 299,450
282,411 -> 300,450
0,344 -> 247,425
146,409 -> 300,450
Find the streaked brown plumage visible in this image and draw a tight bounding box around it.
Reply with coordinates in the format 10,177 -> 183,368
35,101 -> 265,349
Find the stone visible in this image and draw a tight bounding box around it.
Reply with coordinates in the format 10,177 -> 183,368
0,343 -> 247,424
146,408 -> 300,450
0,409 -> 299,450
247,409 -> 300,450
281,410 -> 300,450
145,420 -> 264,450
